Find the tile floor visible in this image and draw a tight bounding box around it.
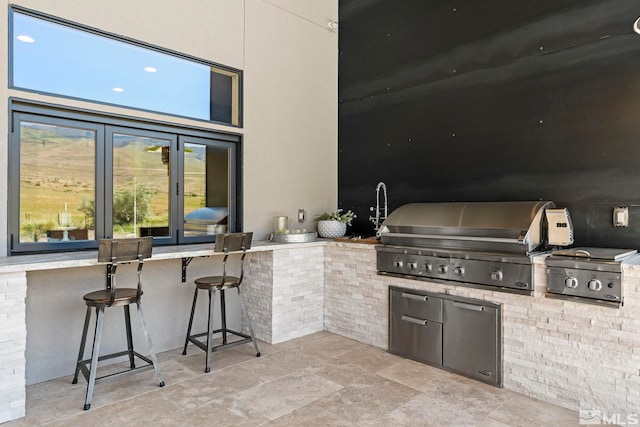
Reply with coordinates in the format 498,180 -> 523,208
6,332 -> 581,426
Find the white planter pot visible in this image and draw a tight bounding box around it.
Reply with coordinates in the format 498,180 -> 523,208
317,220 -> 347,238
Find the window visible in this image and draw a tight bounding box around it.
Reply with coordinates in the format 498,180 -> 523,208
13,116 -> 101,246
9,102 -> 241,254
10,7 -> 242,126
108,128 -> 175,240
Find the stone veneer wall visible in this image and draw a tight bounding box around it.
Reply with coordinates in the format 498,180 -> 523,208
0,272 -> 27,423
244,245 -> 325,344
324,242 -> 640,419
244,251 -> 274,343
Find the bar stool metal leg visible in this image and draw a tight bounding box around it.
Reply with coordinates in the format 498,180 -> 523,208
238,288 -> 261,357
220,289 -> 227,345
136,302 -> 165,387
183,287 -> 199,355
72,306 -> 92,384
124,305 -> 135,369
84,306 -> 105,411
205,288 -> 216,373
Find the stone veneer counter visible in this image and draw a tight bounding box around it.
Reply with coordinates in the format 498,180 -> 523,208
324,241 -> 640,421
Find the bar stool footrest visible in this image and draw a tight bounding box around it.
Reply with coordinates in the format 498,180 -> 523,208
187,328 -> 253,353
76,350 -> 157,384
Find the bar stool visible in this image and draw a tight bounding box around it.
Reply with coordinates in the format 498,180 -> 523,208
72,236 -> 164,410
183,232 -> 260,373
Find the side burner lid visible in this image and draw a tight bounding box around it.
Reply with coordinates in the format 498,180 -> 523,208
550,247 -> 637,261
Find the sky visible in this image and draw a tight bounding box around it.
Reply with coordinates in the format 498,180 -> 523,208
12,12 -> 213,121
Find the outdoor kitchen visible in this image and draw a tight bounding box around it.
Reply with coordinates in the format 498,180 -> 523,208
2,0 -> 640,425
325,234 -> 640,422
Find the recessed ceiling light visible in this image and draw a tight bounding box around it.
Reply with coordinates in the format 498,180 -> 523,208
112,87 -> 125,93
17,35 -> 35,43
144,67 -> 157,73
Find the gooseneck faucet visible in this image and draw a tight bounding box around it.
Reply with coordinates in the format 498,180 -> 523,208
369,181 -> 388,231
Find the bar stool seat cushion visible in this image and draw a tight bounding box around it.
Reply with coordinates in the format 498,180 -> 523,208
83,288 -> 141,306
194,276 -> 240,289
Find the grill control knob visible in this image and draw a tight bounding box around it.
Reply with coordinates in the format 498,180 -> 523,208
423,263 -> 433,273
394,260 -> 403,269
453,266 -> 464,277
564,276 -> 579,289
407,261 -> 418,271
588,279 -> 603,291
490,270 -> 503,281
437,265 -> 448,274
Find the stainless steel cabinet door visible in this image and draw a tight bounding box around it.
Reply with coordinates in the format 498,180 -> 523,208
389,312 -> 443,365
442,299 -> 501,386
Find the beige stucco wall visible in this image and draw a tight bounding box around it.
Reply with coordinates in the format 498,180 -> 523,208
0,0 -> 338,256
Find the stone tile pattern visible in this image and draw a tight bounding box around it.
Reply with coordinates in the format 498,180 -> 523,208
243,251 -> 274,343
0,272 -> 27,423
244,246 -> 324,344
9,332 -> 580,426
324,243 -> 389,349
324,242 -> 640,420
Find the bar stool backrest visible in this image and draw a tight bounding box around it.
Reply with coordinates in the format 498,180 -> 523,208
98,236 -> 153,263
213,232 -> 252,253
212,232 -> 252,287
97,236 -> 153,306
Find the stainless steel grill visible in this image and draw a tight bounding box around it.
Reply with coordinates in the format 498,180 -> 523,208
377,201 -> 560,293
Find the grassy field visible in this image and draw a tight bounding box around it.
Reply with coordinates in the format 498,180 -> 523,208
19,123 -> 211,241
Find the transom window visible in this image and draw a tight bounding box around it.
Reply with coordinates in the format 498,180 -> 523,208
10,7 -> 242,126
9,102 -> 241,254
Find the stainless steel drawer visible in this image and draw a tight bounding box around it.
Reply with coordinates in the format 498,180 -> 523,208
389,312 -> 443,365
390,289 -> 442,323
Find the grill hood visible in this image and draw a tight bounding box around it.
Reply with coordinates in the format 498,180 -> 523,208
378,201 -> 556,255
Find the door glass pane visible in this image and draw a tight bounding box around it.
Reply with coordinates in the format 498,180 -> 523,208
19,121 -> 95,243
183,143 -> 230,236
112,133 -> 171,238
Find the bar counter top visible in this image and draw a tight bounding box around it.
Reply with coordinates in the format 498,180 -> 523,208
0,239 -> 328,273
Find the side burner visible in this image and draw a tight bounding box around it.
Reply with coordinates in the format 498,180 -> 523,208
546,247 -> 637,307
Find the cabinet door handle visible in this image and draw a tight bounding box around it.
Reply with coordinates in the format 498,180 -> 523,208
401,292 -> 428,301
401,315 -> 428,325
452,301 -> 485,312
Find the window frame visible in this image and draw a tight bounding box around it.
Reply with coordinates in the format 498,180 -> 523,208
8,99 -> 243,255
9,5 -> 243,128
9,112 -> 105,253
105,125 -> 179,246
179,135 -> 238,244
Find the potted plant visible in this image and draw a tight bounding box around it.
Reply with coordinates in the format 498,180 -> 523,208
314,209 -> 356,238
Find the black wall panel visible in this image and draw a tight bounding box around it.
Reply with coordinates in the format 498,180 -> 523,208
338,0 -> 640,247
